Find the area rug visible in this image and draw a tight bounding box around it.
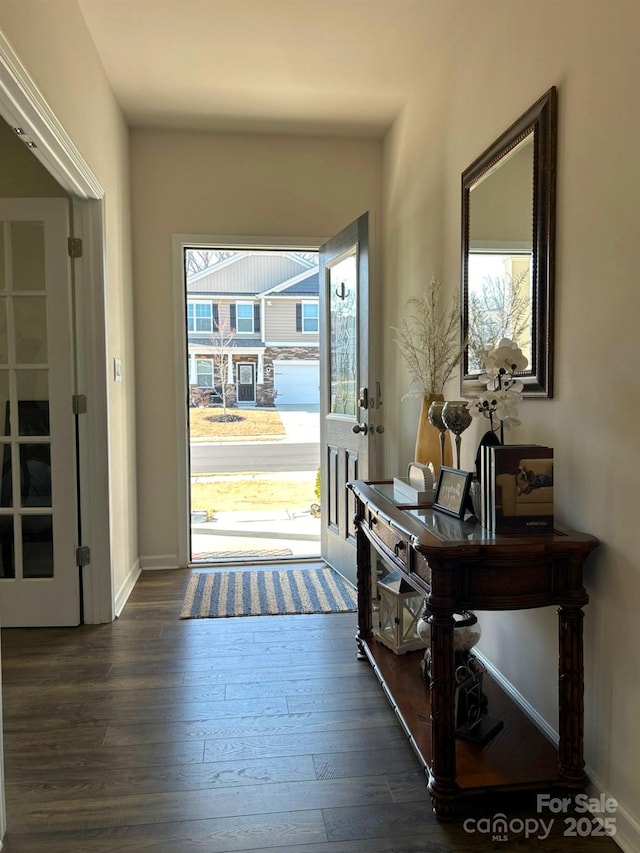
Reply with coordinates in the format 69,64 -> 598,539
180,567 -> 357,619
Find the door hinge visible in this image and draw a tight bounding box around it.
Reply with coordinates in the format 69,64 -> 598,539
72,394 -> 87,414
76,546 -> 91,567
68,237 -> 83,258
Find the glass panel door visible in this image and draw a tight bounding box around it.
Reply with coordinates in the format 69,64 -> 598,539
0,222 -> 53,580
0,199 -> 79,626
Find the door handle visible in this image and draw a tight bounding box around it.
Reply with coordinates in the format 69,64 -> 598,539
352,422 -> 368,435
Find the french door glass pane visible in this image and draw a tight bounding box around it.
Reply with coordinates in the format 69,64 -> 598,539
0,371 -> 9,435
17,370 -> 50,435
20,444 -> 51,507
11,222 -> 45,291
0,299 -> 7,363
329,255 -> 358,416
14,296 -> 48,363
22,515 -> 53,578
0,445 -> 11,507
0,516 -> 14,578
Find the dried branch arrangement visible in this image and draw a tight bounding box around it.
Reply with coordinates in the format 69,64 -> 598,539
393,276 -> 464,397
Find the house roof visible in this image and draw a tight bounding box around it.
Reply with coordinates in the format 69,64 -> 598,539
187,251 -> 316,297
261,268 -> 319,297
189,335 -> 265,349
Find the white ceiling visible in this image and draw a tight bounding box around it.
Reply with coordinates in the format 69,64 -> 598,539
76,0 -> 457,137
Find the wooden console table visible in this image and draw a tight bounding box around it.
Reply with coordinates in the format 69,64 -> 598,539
347,479 -> 599,818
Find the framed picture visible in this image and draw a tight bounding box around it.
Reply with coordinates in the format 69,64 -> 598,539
433,466 -> 473,519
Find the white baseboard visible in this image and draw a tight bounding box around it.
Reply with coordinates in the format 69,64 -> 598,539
476,650 -> 635,851
139,554 -> 180,571
586,770 -> 639,852
113,558 -> 141,617
474,649 -> 559,745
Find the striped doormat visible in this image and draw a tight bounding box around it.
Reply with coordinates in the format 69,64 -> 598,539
180,567 -> 357,619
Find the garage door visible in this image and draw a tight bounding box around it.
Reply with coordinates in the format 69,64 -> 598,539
274,360 -> 320,405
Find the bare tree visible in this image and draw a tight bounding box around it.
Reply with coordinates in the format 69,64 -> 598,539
467,270 -> 531,372
209,318 -> 236,415
185,249 -> 234,275
291,251 -> 319,264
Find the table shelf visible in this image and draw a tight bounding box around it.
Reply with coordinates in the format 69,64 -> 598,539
362,638 -> 559,797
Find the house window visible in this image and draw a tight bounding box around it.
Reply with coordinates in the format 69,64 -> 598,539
302,302 -> 319,333
235,302 -> 254,333
196,359 -> 213,387
188,302 -> 213,333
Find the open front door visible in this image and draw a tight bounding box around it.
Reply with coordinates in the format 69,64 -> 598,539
0,198 -> 79,627
319,213 -> 381,585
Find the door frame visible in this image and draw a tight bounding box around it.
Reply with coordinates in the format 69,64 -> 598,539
0,29 -> 113,843
172,234 -> 326,567
0,32 -> 113,624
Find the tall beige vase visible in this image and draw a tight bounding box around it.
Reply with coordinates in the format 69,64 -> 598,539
414,394 -> 452,475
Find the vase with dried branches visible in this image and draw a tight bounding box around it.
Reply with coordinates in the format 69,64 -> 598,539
393,277 -> 465,472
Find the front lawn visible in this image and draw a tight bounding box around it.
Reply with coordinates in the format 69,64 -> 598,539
191,473 -> 316,514
189,407 -> 286,439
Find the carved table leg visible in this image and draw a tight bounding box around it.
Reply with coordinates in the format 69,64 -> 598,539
355,505 -> 373,660
427,609 -> 458,819
557,604 -> 587,788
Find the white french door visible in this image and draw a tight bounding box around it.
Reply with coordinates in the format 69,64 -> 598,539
0,198 -> 79,627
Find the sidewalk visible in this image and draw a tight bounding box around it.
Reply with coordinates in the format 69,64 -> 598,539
191,509 -> 321,559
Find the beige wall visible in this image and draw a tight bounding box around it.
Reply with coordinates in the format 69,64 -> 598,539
0,118 -> 68,197
130,128 -> 381,567
0,1 -> 137,605
382,0 -> 640,844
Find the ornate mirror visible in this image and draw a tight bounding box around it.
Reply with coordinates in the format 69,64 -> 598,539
461,86 -> 557,397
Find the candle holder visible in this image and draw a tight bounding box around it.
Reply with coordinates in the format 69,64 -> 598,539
442,401 -> 472,469
428,400 -> 449,473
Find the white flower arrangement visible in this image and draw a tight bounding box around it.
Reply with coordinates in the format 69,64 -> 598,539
467,338 -> 528,440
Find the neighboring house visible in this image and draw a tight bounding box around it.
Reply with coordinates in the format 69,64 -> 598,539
186,251 -> 319,406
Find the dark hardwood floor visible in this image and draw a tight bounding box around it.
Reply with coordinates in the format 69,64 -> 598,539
0,567 -> 620,852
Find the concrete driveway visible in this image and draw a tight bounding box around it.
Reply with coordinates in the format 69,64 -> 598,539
275,403 -> 320,443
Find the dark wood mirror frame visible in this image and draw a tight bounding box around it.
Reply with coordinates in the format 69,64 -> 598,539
461,86 -> 557,398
